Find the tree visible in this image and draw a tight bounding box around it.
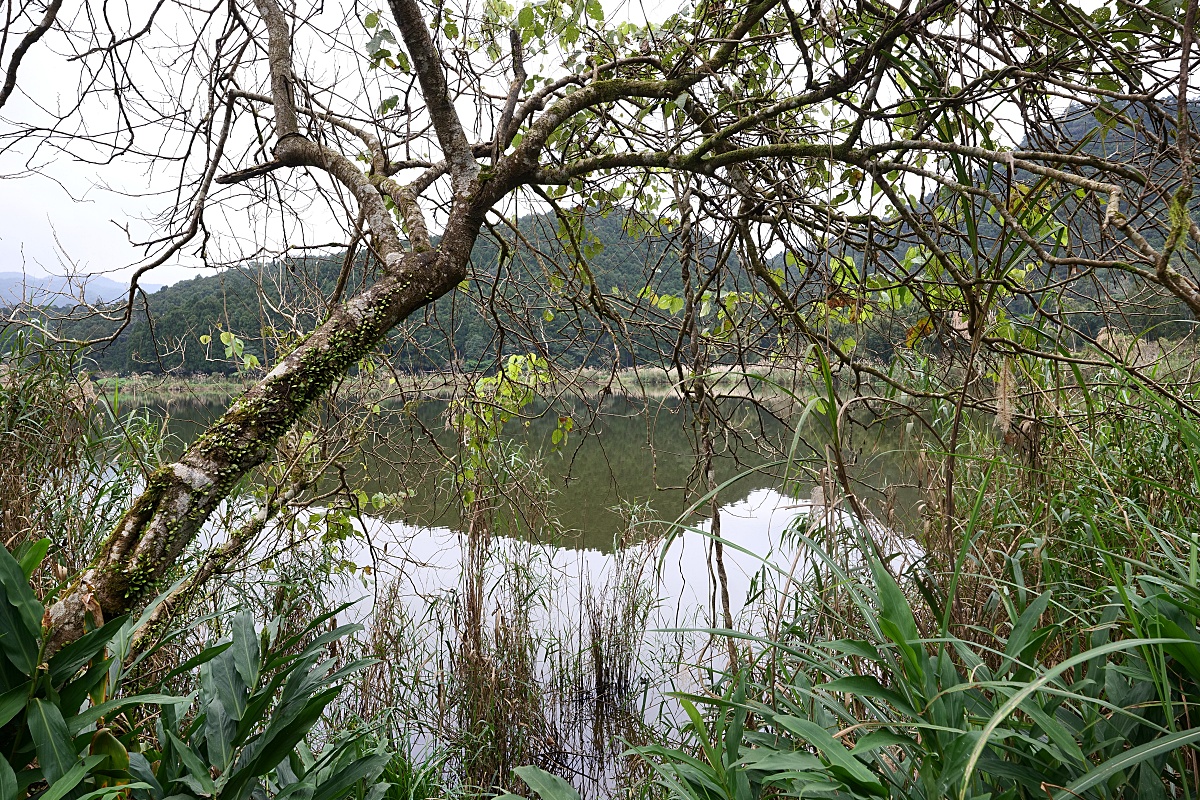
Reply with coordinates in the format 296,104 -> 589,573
8,0 -> 1200,646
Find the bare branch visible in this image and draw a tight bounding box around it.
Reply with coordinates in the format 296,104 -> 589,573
0,0 -> 63,110
387,0 -> 479,188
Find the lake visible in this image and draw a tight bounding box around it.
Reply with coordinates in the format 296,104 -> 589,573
143,391 -> 920,549
140,389 -> 922,793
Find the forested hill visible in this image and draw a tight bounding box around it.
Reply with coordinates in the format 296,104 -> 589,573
42,108 -> 1200,376
55,212 -> 691,375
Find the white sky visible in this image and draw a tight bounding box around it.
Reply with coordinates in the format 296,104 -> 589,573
0,0 -> 682,289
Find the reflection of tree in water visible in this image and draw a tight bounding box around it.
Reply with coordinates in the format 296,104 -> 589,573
144,390 -> 917,550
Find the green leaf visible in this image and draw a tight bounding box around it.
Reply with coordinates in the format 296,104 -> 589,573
166,731 -> 216,796
1057,726 -> 1200,798
69,693 -> 184,735
0,683 -> 29,729
961,636 -> 1191,796
89,728 -> 129,773
29,699 -> 78,784
202,645 -> 248,722
36,756 -> 105,800
74,785 -> 152,800
205,697 -> 236,773
821,639 -> 881,661
0,754 -> 16,800
868,559 -> 922,677
231,611 -> 260,692
308,752 -> 389,800
127,752 -> 163,798
737,748 -> 823,774
822,675 -> 919,718
1002,590 -> 1052,673
377,95 -> 399,115
517,6 -> 533,28
364,11 -> 379,27
849,731 -> 917,755
16,539 -> 50,580
512,766 -> 580,800
160,641 -> 232,685
221,686 -> 341,800
59,660 -> 112,724
769,715 -> 885,796
49,614 -> 130,687
0,545 -> 42,673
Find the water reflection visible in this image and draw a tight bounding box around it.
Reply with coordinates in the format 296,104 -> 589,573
335,486 -> 916,794
348,486 -> 914,629
140,391 -> 921,795
142,393 -> 918,551
346,487 -> 807,615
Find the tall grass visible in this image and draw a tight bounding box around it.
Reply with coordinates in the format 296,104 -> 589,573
625,367 -> 1200,800
0,330 -> 171,591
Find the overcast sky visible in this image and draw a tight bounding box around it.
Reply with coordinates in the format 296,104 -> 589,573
0,0 -> 680,289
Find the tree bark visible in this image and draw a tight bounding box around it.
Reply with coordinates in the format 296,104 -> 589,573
45,242 -> 473,648
44,0 -> 501,650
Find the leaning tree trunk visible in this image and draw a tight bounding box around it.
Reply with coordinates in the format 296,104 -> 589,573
43,0 -> 502,650
43,0 -> 778,650
46,233 -> 476,647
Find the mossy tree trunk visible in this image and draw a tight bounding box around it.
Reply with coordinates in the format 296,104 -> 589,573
43,0 -> 782,650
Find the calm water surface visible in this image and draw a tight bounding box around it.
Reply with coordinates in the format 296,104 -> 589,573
144,391 -> 921,793
146,393 -> 917,551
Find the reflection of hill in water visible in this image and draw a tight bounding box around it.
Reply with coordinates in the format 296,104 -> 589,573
141,393 -> 917,552
345,487 -> 919,635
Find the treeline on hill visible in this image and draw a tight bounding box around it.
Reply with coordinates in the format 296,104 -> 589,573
16,107 -> 1200,377
47,213 -> 694,376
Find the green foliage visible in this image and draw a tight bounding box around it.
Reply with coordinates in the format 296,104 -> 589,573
454,354 -> 555,451
373,743 -> 450,800
0,542 -> 389,800
493,766 -> 580,800
0,540 -> 169,800
131,608 -> 384,800
604,366 -> 1200,800
626,531 -> 1200,799
450,354 -> 572,505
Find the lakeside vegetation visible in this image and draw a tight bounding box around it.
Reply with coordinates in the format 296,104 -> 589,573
7,322 -> 1200,798
8,0 -> 1200,797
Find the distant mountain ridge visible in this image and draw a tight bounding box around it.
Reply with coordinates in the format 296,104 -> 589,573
50,212 -> 691,375
0,272 -> 162,306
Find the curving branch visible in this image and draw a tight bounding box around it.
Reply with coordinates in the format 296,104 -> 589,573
0,0 -> 63,110
387,0 -> 479,189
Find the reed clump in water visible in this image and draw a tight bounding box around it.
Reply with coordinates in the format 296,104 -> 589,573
347,506 -> 664,797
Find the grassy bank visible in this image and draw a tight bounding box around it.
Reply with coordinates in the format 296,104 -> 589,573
7,337 -> 1200,799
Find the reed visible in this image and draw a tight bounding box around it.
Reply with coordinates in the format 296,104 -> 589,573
625,363 -> 1200,800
